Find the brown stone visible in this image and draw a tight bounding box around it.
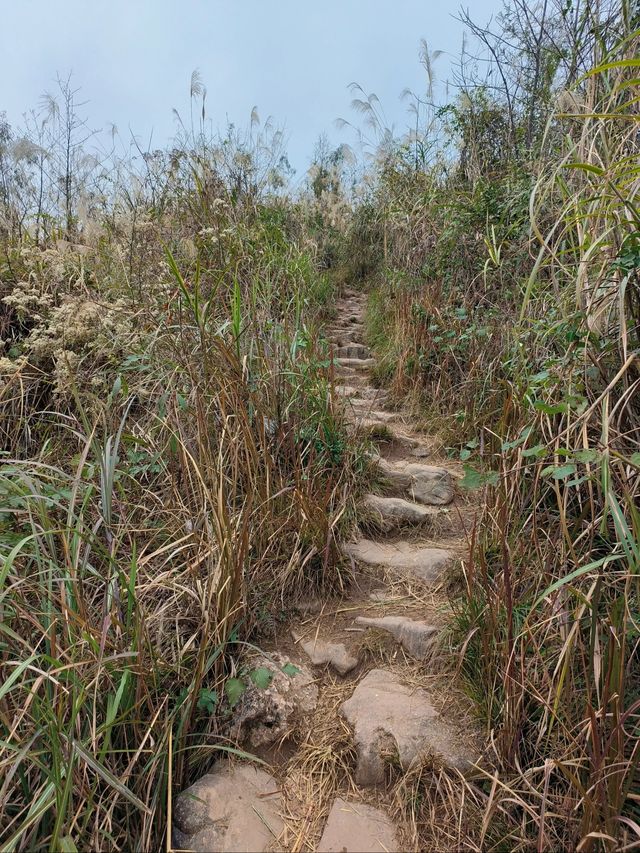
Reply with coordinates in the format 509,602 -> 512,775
340,669 -> 476,786
172,764 -> 283,852
377,458 -> 454,505
342,539 -> 454,583
355,615 -> 438,659
317,798 -> 398,852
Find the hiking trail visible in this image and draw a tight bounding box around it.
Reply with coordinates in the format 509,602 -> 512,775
172,288 -> 484,852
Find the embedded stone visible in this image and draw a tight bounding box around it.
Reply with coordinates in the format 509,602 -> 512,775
355,615 -> 438,660
317,798 -> 398,852
335,384 -> 361,397
231,653 -> 317,748
336,343 -> 370,359
351,407 -> 396,424
172,764 -> 283,852
342,539 -> 454,583
361,493 -> 439,532
340,669 -> 475,786
336,357 -> 376,370
297,634 -> 359,676
377,459 -> 454,505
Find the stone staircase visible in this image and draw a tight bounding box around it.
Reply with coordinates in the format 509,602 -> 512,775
172,289 -> 481,852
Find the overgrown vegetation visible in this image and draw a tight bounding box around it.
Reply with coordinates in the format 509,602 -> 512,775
344,1 -> 639,849
1,1 -> 639,850
0,89 -> 361,850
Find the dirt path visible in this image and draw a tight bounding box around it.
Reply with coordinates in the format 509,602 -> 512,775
172,289 -> 483,852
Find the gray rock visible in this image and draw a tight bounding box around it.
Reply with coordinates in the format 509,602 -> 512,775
231,653 -> 317,748
410,444 -> 432,458
336,357 -> 376,370
342,539 -> 454,583
336,343 -> 370,359
340,669 -> 476,786
361,493 -> 439,532
377,458 -> 454,505
355,615 -> 438,660
172,764 -> 283,852
335,384 -> 361,397
296,634 -> 359,676
317,798 -> 398,852
351,408 -> 396,425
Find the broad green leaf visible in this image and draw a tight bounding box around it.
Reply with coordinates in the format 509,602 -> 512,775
573,449 -> 599,463
250,667 -> 274,689
542,464 -> 577,480
225,678 -> 246,707
522,444 -> 545,458
197,688 -> 219,714
281,663 -> 300,677
534,401 -> 569,415
459,465 -> 499,490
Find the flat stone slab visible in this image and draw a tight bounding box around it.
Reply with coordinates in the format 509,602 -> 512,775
340,669 -> 476,785
351,408 -> 396,425
377,459 -> 454,505
361,493 -> 439,532
342,539 -> 454,582
336,357 -> 376,370
355,615 -> 438,660
295,633 -> 359,676
317,798 -> 398,852
335,384 -> 361,397
336,343 -> 370,359
172,764 -> 283,852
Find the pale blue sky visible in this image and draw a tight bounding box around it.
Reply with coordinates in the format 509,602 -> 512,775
2,1 -> 500,175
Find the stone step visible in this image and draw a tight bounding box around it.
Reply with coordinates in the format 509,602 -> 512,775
335,357 -> 375,371
335,343 -> 370,359
355,615 -> 438,660
335,382 -> 386,399
330,334 -> 366,348
376,458 -> 454,505
317,798 -> 398,852
172,765 -> 283,851
349,407 -> 396,426
342,539 -> 454,582
340,669 -> 477,786
294,632 -> 359,676
361,493 -> 441,532
348,397 -> 391,412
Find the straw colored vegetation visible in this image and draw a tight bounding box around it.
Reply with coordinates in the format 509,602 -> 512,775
1,1 -> 639,851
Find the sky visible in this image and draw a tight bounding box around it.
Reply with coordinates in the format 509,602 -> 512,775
2,0 -> 500,178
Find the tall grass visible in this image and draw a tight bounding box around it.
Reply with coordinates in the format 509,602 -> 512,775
350,14 -> 640,851
0,146 -> 360,850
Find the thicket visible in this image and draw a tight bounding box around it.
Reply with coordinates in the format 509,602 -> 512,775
343,1 -> 639,849
0,87 -> 360,850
